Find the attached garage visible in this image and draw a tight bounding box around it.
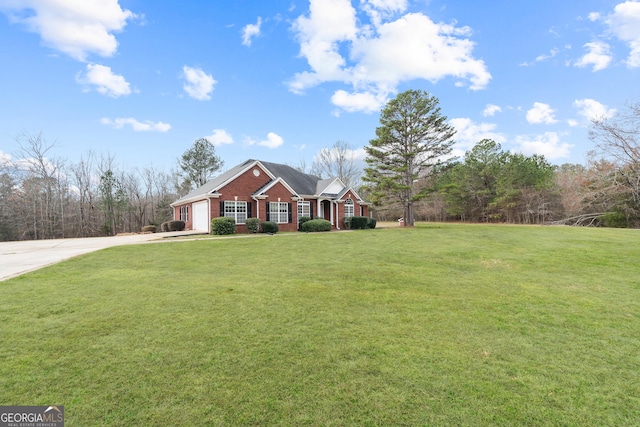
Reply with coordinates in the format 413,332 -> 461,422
192,200 -> 209,232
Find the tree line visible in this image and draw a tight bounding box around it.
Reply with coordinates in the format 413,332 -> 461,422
363,90 -> 640,228
0,134 -> 223,241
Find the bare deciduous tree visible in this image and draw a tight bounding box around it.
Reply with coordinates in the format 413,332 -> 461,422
312,140 -> 363,188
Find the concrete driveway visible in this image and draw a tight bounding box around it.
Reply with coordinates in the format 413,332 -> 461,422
0,231 -> 204,281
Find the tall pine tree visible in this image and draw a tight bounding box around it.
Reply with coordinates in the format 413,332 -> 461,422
364,90 -> 456,226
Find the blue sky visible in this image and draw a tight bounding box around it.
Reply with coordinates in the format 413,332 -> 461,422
1,0 -> 639,173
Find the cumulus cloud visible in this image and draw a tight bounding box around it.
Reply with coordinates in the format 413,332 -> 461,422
588,12 -> 602,21
526,102 -> 558,125
361,0 -> 408,27
605,0 -> 640,67
482,104 -> 502,117
449,118 -> 506,152
101,117 -> 171,132
76,64 -> 131,97
0,0 -> 137,61
241,17 -> 262,46
574,41 -> 612,71
573,98 -> 617,122
289,0 -> 491,113
246,132 -> 284,149
182,66 -> 216,100
205,129 -> 234,146
331,90 -> 388,113
514,132 -> 572,160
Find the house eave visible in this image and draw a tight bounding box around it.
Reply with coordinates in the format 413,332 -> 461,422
170,193 -> 220,207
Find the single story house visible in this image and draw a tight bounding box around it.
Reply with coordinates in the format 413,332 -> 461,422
170,159 -> 370,233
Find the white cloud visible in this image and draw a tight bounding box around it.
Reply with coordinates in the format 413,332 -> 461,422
567,119 -> 579,127
514,132 -> 572,160
573,98 -> 617,122
241,17 -> 262,47
449,117 -> 507,152
289,0 -> 491,113
0,0 -> 137,61
526,102 -> 558,124
246,132 -> 284,149
101,117 -> 171,132
535,48 -> 559,62
605,1 -> 640,67
205,129 -> 234,146
361,0 -> 408,27
588,12 -> 602,22
574,41 -> 612,71
76,64 -> 131,97
482,104 -> 502,117
181,66 -> 216,100
331,89 -> 388,113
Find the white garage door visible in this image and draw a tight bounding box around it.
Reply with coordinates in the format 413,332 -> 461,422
192,201 -> 209,232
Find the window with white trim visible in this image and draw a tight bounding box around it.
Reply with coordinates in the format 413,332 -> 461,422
224,201 -> 247,224
298,201 -> 310,218
270,202 -> 289,224
344,198 -> 354,218
180,206 -> 189,222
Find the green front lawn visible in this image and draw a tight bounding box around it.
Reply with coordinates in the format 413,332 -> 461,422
1,224 -> 639,426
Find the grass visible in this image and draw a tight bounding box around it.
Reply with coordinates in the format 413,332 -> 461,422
1,223 -> 639,426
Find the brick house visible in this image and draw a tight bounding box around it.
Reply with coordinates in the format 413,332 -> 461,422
170,159 -> 370,233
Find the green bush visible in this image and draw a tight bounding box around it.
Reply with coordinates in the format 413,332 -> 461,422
211,217 -> 236,235
160,222 -> 169,232
167,220 -> 185,231
349,216 -> 370,229
600,211 -> 629,228
246,218 -> 260,233
261,221 -> 279,234
301,219 -> 331,232
299,216 -> 312,228
141,225 -> 157,233
367,218 -> 377,229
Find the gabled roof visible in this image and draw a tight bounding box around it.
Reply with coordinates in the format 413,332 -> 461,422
260,160 -> 320,196
171,159 -> 366,206
171,160 -> 262,205
253,177 -> 298,198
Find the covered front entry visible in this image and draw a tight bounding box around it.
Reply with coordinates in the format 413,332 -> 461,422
192,200 -> 209,232
319,199 -> 337,228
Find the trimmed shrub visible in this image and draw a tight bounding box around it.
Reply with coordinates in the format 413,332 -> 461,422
299,216 -> 312,228
141,225 -> 157,233
160,222 -> 170,232
301,219 -> 331,232
367,217 -> 377,229
211,217 -> 236,235
261,221 -> 279,234
246,218 -> 260,233
167,220 -> 185,231
349,216 -> 370,229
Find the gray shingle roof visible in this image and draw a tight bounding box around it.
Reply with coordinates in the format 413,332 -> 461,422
259,160 -> 321,196
171,160 -> 255,205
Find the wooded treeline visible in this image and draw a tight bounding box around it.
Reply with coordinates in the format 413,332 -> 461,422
0,133 -> 184,241
372,138 -> 640,228
369,99 -> 640,228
